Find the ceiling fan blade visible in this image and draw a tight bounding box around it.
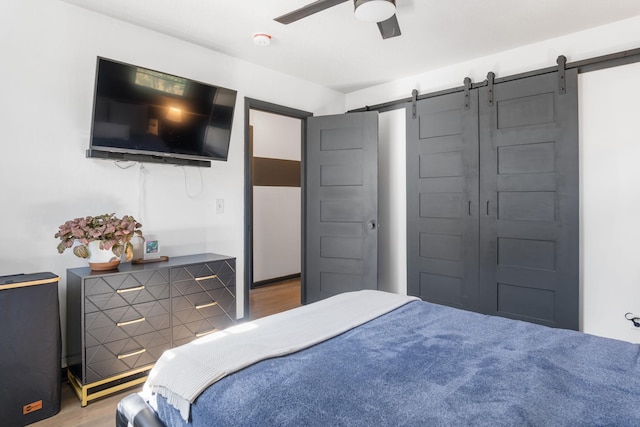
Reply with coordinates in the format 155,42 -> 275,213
275,0 -> 349,24
377,14 -> 401,39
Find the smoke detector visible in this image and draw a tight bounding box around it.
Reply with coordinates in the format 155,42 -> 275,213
253,33 -> 272,46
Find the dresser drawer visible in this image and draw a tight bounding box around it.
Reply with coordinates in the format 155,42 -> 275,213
170,261 -> 235,296
172,287 -> 234,313
85,299 -> 171,347
173,313 -> 236,348
172,292 -> 234,324
84,330 -> 171,383
84,269 -> 170,313
172,287 -> 236,347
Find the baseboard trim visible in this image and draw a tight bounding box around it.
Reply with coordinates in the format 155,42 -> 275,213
252,273 -> 301,289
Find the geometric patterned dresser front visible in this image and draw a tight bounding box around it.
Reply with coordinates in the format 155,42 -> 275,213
83,268 -> 171,383
171,258 -> 236,347
66,253 -> 236,406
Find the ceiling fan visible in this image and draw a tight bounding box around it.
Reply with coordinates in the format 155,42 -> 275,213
275,0 -> 401,40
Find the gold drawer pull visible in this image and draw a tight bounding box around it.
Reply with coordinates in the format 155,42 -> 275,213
117,317 -> 146,327
195,301 -> 218,310
117,348 -> 146,360
117,285 -> 145,294
196,329 -> 217,337
195,274 -> 217,281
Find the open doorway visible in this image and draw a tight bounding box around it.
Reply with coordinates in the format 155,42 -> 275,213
244,98 -> 312,320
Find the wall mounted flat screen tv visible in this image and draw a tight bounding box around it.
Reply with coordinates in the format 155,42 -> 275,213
88,57 -> 237,165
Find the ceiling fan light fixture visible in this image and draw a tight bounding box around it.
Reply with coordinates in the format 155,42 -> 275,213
354,0 -> 396,22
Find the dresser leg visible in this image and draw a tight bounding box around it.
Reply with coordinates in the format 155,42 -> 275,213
67,369 -> 88,407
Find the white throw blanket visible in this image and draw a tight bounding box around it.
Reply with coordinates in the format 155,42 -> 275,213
144,290 -> 419,420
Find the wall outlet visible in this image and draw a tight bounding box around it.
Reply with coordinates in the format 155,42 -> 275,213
216,199 -> 224,214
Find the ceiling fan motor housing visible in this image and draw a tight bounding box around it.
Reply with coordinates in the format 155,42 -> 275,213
274,0 -> 401,40
354,0 -> 396,22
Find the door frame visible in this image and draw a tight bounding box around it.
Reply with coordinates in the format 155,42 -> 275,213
243,98 -> 312,319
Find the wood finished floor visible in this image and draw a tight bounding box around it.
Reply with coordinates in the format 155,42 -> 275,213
32,279 -> 301,427
249,277 -> 301,320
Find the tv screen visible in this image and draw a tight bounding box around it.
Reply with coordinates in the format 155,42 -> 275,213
88,57 -> 237,164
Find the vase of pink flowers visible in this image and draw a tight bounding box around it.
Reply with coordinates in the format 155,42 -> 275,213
55,213 -> 143,271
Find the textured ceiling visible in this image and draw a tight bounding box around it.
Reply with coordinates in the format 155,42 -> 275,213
60,0 -> 640,93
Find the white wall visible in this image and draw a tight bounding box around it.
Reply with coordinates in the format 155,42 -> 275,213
377,109 -> 407,295
251,111 -> 302,161
250,110 -> 301,282
347,15 -> 640,342
579,62 -> 640,344
0,0 -> 344,363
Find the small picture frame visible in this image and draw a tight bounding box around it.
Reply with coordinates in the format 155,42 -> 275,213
144,238 -> 161,260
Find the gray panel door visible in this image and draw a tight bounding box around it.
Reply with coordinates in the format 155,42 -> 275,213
305,111 -> 379,304
478,69 -> 579,329
406,90 -> 480,310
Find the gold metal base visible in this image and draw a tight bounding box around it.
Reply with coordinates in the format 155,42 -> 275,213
67,365 -> 153,407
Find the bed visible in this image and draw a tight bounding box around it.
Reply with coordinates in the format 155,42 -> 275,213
116,290 -> 640,426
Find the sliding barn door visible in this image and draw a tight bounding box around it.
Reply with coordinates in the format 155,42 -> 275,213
478,69 -> 579,329
406,90 -> 480,310
304,112 -> 379,304
407,69 -> 579,330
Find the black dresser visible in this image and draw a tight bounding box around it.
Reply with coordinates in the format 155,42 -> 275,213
66,253 -> 236,406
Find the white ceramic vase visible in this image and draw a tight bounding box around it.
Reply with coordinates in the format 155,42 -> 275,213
87,240 -> 120,271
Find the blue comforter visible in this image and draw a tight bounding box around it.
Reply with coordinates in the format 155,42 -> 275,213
154,300 -> 640,426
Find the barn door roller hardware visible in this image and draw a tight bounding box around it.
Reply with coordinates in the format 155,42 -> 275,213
486,72 -> 495,106
351,48 -> 640,114
463,77 -> 472,110
557,55 -> 567,94
411,89 -> 418,119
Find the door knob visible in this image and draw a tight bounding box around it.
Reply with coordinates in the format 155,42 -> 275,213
367,220 -> 377,230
